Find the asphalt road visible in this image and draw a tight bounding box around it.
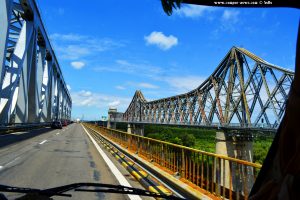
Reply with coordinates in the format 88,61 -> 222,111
0,123 -> 149,200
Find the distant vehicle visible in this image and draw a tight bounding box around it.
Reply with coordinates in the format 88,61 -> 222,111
76,118 -> 80,123
51,121 -> 63,129
62,120 -> 68,126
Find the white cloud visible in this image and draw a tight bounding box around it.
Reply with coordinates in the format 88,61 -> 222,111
210,9 -> 240,35
175,5 -> 217,18
93,60 -> 163,78
115,82 -> 158,90
78,90 -> 92,97
71,90 -> 131,111
67,84 -> 71,91
222,10 -> 240,23
60,46 -> 90,60
51,33 -> 124,60
71,61 -> 85,69
50,33 -> 86,41
137,82 -> 159,89
115,85 -> 126,90
165,76 -> 206,93
116,60 -> 130,66
144,31 -> 178,50
93,60 -> 205,95
108,100 -> 121,108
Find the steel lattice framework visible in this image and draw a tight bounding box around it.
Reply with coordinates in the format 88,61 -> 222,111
122,47 -> 294,129
0,0 -> 71,124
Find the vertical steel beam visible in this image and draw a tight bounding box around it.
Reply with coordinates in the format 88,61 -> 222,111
52,73 -> 58,120
62,89 -> 66,120
35,43 -> 45,122
212,77 -> 225,124
15,28 -> 36,123
225,52 -> 235,123
46,62 -> 53,121
39,55 -> 51,122
0,0 -> 12,92
58,80 -> 62,120
26,31 -> 37,122
234,50 -> 251,126
0,21 -> 34,123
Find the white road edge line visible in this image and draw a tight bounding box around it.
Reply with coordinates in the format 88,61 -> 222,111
39,140 -> 47,145
81,125 -> 142,200
5,157 -> 20,166
0,157 -> 21,171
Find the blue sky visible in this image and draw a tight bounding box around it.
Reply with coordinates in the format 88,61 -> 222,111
37,1 -> 299,120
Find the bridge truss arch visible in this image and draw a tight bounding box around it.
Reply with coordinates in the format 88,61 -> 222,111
0,0 -> 72,124
123,47 -> 294,129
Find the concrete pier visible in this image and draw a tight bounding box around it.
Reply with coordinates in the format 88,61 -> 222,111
215,130 -> 254,195
107,121 -> 116,129
107,108 -> 122,129
127,123 -> 144,136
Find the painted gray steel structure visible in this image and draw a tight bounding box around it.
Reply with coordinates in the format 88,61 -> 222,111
0,0 -> 71,124
121,47 -> 294,130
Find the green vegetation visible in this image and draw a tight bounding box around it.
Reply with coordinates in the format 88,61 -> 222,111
116,122 -> 127,132
253,136 -> 273,164
145,125 -> 216,150
145,129 -> 196,147
145,125 -> 274,164
115,124 -> 273,165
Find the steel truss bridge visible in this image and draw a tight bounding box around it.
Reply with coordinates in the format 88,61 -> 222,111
121,47 -> 294,131
0,0 -> 71,124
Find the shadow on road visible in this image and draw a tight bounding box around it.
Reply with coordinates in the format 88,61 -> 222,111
0,128 -> 54,149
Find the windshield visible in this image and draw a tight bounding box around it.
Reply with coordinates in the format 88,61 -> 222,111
0,0 -> 299,199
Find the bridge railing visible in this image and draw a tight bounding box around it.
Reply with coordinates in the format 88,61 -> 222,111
109,119 -> 277,131
87,124 -> 261,199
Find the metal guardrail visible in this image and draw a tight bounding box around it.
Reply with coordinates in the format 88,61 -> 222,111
87,124 -> 262,200
112,121 -> 276,128
0,122 -> 51,134
85,127 -> 173,196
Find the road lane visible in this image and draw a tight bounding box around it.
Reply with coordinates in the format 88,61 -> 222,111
0,123 -> 139,199
82,125 -> 142,200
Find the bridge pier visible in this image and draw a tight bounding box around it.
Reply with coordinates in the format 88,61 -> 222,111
215,130 -> 254,195
127,124 -> 144,136
107,108 -> 122,129
107,121 -> 116,129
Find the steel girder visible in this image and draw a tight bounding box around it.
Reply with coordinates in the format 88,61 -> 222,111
122,47 -> 294,129
0,0 -> 72,124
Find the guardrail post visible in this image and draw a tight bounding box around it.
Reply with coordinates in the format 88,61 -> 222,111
161,143 -> 164,166
126,133 -> 129,149
137,136 -> 140,155
181,148 -> 185,179
147,139 -> 151,160
128,134 -> 131,150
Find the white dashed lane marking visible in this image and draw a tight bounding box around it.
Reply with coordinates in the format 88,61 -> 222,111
39,140 -> 47,145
